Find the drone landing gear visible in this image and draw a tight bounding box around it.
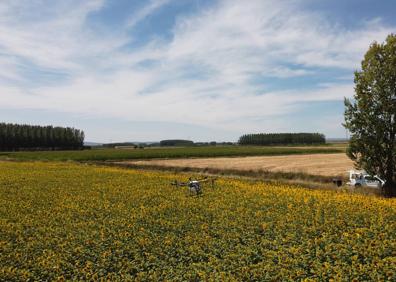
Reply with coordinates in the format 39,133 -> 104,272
188,182 -> 202,196
171,176 -> 216,196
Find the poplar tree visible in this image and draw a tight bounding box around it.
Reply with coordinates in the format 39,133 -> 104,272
344,34 -> 396,197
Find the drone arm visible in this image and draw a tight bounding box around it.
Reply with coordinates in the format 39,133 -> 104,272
196,177 -> 210,182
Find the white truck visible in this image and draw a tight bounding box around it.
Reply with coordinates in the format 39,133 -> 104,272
347,170 -> 385,188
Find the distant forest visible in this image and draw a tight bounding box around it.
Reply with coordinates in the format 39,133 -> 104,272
0,123 -> 85,151
238,133 -> 326,145
159,139 -> 194,146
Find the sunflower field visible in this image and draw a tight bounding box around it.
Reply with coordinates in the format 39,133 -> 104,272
0,161 -> 395,281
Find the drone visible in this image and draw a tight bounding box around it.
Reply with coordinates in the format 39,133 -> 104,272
171,176 -> 216,196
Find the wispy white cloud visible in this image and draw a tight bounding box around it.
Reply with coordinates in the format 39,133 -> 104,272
0,56 -> 21,81
0,0 -> 126,73
0,0 -> 394,140
127,0 -> 172,28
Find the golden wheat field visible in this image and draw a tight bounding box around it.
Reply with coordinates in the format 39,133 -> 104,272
0,161 -> 395,281
122,153 -> 353,177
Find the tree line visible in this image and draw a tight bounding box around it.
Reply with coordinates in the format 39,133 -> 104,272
0,123 -> 85,151
238,133 -> 326,145
159,139 -> 194,146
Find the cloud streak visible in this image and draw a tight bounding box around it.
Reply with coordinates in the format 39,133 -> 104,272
127,0 -> 171,28
0,0 -> 394,140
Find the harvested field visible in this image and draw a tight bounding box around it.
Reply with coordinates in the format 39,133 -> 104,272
123,153 -> 353,177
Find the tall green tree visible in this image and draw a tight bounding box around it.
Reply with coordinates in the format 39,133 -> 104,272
344,34 -> 396,197
0,123 -> 85,151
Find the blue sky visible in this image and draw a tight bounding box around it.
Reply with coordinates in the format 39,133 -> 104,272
0,0 -> 395,142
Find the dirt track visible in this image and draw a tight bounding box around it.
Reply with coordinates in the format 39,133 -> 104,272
122,153 -> 353,177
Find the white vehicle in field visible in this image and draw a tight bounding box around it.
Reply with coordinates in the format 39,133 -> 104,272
347,170 -> 385,188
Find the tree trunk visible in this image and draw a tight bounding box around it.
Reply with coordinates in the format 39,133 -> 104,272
383,180 -> 396,197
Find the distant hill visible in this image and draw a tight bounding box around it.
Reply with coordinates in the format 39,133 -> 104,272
84,142 -> 103,146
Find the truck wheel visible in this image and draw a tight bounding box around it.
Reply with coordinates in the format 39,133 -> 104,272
355,183 -> 361,188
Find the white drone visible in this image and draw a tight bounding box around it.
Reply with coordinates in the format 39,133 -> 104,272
171,176 -> 216,195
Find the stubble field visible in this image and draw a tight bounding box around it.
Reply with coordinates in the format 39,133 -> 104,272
121,153 -> 353,177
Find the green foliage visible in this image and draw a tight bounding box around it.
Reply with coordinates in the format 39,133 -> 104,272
0,146 -> 343,162
344,34 -> 396,196
102,142 -> 138,148
159,139 -> 194,146
0,162 -> 395,280
238,133 -> 326,145
0,123 -> 84,151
